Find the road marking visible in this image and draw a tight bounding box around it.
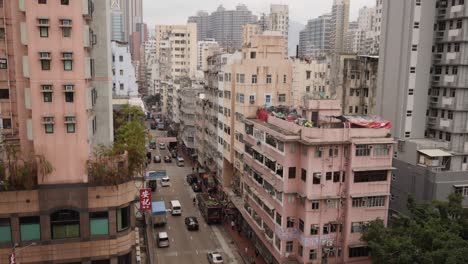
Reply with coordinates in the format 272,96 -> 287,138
196,250 -> 199,255
168,226 -> 171,230
171,238 -> 174,242
190,236 -> 193,240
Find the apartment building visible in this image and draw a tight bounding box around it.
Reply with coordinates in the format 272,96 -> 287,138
298,14 -> 331,58
197,38 -> 219,71
341,55 -> 378,115
179,86 -> 204,158
112,41 -> 138,97
377,0 -> 468,214
291,58 -> 331,108
188,5 -> 257,50
330,0 -> 350,53
238,99 -> 393,263
257,5 -> 289,55
0,0 -> 136,263
155,23 -> 197,80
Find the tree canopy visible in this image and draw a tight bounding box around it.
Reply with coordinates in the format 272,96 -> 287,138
362,194 -> 468,264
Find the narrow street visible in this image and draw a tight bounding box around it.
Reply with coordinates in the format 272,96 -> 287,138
146,128 -> 242,264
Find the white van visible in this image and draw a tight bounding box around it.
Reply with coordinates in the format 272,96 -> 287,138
161,176 -> 170,187
157,232 -> 169,247
176,156 -> 184,167
170,200 -> 182,215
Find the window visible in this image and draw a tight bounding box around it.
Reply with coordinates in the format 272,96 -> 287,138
0,28 -> 5,40
408,89 -> 414,95
39,52 -> 51,70
448,111 -> 454,120
301,169 -> 307,182
298,244 -> 303,257
446,132 -> 451,142
62,52 -> 73,71
120,83 -> 124,90
61,0 -> 69,5
117,206 -> 130,232
311,200 -> 320,210
373,144 -> 390,156
250,52 -> 256,59
351,222 -> 369,233
65,116 -> 76,133
354,170 -> 387,183
410,67 -> 415,73
20,216 -> 40,241
309,249 -> 317,260
327,199 -> 339,209
455,43 -> 460,52
265,94 -> 271,104
288,167 -> 296,179
454,186 -> 468,196
278,94 -> 286,102
352,196 -> 386,208
119,56 -> 123,62
51,209 -> 80,239
90,212 -> 109,236
266,74 -> 272,83
283,74 -> 287,83
310,224 -> 319,235
349,246 -> 371,258
413,22 -> 419,28
286,241 -> 293,252
312,173 -> 321,184
411,45 -> 418,51
39,23 -> 49,38
457,19 -> 462,29
306,71 -> 311,79
286,217 -> 295,228
326,172 -> 332,181
2,118 -> 11,129
251,74 -> 257,84
42,85 -> 53,102
333,171 -> 340,182
0,58 -> 7,69
0,89 -> 9,99
43,116 -> 54,133
275,212 -> 282,226
60,19 -> 72,37
0,218 -> 11,243
38,0 -> 47,3
452,66 -> 458,75
64,85 -> 74,102
120,70 -> 123,76
299,219 -> 304,232
355,144 -> 371,156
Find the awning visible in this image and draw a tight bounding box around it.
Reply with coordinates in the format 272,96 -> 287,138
418,149 -> 452,157
453,184 -> 468,188
353,166 -> 396,172
351,193 -> 388,198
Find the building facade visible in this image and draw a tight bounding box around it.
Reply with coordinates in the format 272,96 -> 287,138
377,0 -> 468,214
238,100 -> 393,264
298,14 -> 331,58
0,0 -> 136,263
188,5 -> 257,50
112,41 -> 138,97
197,39 -> 219,71
155,24 -> 197,80
291,58 -> 331,108
329,0 -> 350,53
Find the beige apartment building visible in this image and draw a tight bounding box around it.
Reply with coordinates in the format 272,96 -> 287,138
291,58 -> 331,108
155,23 -> 197,79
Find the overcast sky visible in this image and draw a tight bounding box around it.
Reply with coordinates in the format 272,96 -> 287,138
143,0 -> 376,29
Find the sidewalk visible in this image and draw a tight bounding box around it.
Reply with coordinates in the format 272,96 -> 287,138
222,220 -> 267,264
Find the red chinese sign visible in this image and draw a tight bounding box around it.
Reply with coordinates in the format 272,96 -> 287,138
9,251 -> 16,264
139,188 -> 152,211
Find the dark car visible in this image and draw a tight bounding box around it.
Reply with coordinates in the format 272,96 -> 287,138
185,216 -> 199,231
186,174 -> 195,184
150,122 -> 157,130
153,155 -> 161,163
191,182 -> 202,192
164,155 -> 172,163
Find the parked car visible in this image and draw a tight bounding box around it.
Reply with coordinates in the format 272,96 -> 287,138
149,140 -> 157,149
184,216 -> 199,231
159,143 -> 166,150
191,182 -> 202,192
157,232 -> 170,248
153,155 -> 161,163
207,252 -> 223,263
186,174 -> 195,184
164,155 -> 172,163
150,122 -> 157,130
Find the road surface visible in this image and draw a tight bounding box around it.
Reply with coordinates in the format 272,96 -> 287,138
147,129 -> 240,264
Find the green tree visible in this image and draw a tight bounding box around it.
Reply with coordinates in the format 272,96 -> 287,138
144,94 -> 161,107
114,119 -> 147,177
113,104 -> 145,132
362,194 -> 468,264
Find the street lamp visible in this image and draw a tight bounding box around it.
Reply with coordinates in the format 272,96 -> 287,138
11,242 -> 36,264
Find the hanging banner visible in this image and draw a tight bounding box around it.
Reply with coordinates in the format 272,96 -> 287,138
139,188 -> 152,211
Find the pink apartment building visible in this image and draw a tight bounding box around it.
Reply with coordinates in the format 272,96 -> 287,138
238,99 -> 393,264
0,1 -> 136,263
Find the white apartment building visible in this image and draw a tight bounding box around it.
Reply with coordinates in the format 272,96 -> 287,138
155,23 -> 197,79
197,39 -> 220,71
112,41 -> 139,97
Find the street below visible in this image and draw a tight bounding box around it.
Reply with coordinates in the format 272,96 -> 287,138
147,129 -> 240,264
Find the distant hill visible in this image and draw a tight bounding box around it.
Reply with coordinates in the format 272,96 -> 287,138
288,20 -> 304,57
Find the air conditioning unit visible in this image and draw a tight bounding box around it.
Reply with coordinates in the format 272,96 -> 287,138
39,52 -> 51,60
326,199 -> 331,203
315,173 -> 322,179
256,140 -> 261,146
326,240 -> 334,247
318,147 -> 324,151
61,19 -> 72,26
64,85 -> 74,92
367,145 -> 373,149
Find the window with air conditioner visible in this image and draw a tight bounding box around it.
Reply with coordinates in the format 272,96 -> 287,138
41,85 -> 53,102
39,52 -> 51,70
65,116 -> 76,133
60,19 -> 72,37
62,52 -> 73,71
42,116 -> 54,133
